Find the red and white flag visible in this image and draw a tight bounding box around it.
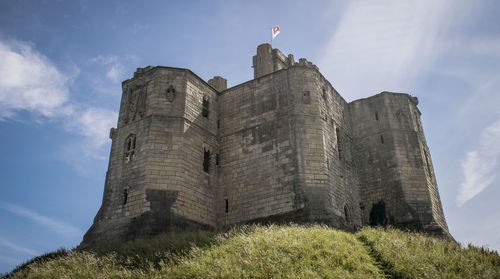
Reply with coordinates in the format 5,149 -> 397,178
272,26 -> 280,39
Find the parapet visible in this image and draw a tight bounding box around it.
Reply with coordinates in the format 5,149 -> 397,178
133,66 -> 154,77
208,76 -> 228,92
252,44 -> 319,79
252,44 -> 296,79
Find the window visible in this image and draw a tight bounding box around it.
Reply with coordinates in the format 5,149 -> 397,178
217,119 -> 220,129
380,135 -> 384,144
202,97 -> 209,118
225,199 -> 229,213
216,154 -> 219,166
203,147 -> 210,173
375,112 -> 379,121
123,189 -> 128,205
302,91 -> 311,104
124,134 -> 136,163
344,204 -> 351,223
336,127 -> 342,159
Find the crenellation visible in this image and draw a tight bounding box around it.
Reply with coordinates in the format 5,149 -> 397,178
81,43 -> 451,247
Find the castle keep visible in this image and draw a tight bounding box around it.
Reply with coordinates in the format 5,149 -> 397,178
82,44 -> 450,246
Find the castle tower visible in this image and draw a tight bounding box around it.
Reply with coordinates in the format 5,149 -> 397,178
208,76 -> 227,91
82,66 -> 221,246
252,43 -> 295,79
350,92 -> 449,236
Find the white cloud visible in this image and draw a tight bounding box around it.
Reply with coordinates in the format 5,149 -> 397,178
0,203 -> 82,240
0,40 -> 70,119
318,0 -> 458,100
106,63 -> 125,83
457,118 -> 500,206
0,235 -> 38,256
90,54 -> 126,83
90,54 -> 118,65
67,107 -> 118,159
0,39 -> 118,160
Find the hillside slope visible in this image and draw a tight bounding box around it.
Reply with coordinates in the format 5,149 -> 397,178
4,225 -> 500,278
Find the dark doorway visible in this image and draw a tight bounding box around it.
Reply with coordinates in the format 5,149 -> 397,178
369,200 -> 387,226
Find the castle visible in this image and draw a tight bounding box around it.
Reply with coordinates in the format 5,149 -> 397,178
82,44 -> 451,246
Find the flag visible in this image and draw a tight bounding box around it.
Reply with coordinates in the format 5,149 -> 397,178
272,26 -> 280,40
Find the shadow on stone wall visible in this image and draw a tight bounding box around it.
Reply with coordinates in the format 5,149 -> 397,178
125,189 -> 214,242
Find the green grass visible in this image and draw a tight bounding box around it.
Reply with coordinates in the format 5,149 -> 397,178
157,225 -> 383,278
4,225 -> 500,279
358,227 -> 500,278
88,230 -> 219,271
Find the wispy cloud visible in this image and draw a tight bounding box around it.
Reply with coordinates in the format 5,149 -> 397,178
457,118 -> 500,206
0,235 -> 38,256
90,54 -> 126,83
318,0 -> 461,100
90,54 -> 118,65
66,107 -> 118,159
0,203 -> 82,240
106,63 -> 126,83
0,40 -> 72,120
131,23 -> 148,34
0,39 -> 117,160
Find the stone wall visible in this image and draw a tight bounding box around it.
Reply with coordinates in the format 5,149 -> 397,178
288,66 -> 361,229
82,45 -> 451,247
349,92 -> 449,235
252,44 -> 294,79
217,69 -> 299,226
82,67 -> 219,246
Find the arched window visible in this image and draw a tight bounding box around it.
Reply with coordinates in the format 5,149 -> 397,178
203,147 -> 210,173
123,189 -> 128,205
344,204 -> 351,223
202,96 -> 209,118
124,134 -> 136,163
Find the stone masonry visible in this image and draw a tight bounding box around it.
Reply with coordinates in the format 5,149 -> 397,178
81,44 -> 451,246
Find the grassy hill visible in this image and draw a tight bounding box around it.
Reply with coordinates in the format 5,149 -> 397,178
3,225 -> 500,278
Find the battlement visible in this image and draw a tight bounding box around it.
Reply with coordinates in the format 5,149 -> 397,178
252,43 -> 319,79
208,76 -> 227,92
82,44 -> 451,247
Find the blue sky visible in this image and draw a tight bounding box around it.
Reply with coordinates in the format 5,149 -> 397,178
1,0 -> 499,273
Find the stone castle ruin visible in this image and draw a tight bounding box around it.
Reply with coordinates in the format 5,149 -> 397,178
82,44 -> 451,246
